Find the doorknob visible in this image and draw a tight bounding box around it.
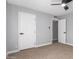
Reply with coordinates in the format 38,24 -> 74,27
20,33 -> 24,35
64,32 -> 66,33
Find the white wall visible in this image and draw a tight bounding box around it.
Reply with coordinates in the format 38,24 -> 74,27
6,3 -> 18,51
6,3 -> 53,52
36,14 -> 53,45
66,13 -> 73,44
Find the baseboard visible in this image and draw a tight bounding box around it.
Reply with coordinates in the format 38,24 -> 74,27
60,42 -> 73,46
7,49 -> 20,55
65,43 -> 73,46
35,42 -> 52,48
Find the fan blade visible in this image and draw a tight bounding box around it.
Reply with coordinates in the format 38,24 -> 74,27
62,0 -> 72,3
62,0 -> 67,3
51,4 -> 61,5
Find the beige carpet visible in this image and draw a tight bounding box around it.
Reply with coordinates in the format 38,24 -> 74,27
7,43 -> 73,59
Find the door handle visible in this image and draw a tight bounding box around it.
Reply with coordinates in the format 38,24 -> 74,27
64,32 -> 66,33
20,33 -> 24,35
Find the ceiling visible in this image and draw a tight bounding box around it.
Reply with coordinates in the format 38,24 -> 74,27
7,0 -> 73,16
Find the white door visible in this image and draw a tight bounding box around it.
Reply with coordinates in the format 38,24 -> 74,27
58,19 -> 66,44
18,12 -> 36,50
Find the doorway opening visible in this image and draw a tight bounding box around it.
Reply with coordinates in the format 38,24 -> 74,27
52,20 -> 58,43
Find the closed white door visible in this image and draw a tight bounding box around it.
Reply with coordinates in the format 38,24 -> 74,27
58,19 -> 66,44
18,12 -> 36,50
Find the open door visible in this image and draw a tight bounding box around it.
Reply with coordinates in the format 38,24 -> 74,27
18,12 -> 36,50
58,19 -> 66,44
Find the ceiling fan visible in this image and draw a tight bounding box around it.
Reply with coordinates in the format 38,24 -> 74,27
51,0 -> 72,10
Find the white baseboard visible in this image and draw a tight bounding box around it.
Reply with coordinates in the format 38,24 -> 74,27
65,43 -> 73,46
60,42 -> 73,46
35,42 -> 52,48
7,49 -> 20,55
58,42 -> 73,46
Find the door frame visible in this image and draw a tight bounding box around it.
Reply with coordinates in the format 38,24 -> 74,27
52,18 -> 67,44
18,11 -> 36,51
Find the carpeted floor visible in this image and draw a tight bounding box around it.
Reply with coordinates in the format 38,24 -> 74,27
7,43 -> 73,59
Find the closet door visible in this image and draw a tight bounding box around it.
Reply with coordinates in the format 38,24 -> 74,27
18,12 -> 36,50
58,19 -> 66,44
